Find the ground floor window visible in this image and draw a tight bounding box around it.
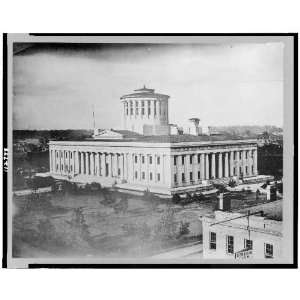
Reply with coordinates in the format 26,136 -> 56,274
157,173 -> 160,181
265,243 -> 273,258
174,174 -> 177,183
209,232 -> 216,250
182,173 -> 185,182
150,172 -> 153,180
142,172 -> 145,179
118,168 -> 121,176
198,171 -> 200,180
135,171 -> 138,179
244,239 -> 253,250
227,235 -> 234,254
190,172 -> 193,181
105,163 -> 109,176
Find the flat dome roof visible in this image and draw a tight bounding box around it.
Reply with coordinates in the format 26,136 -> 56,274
120,86 -> 170,100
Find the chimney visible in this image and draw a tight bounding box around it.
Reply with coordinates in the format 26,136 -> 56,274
218,193 -> 231,211
188,118 -> 200,135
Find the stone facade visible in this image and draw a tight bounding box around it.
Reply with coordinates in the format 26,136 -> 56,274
49,139 -> 258,196
202,210 -> 282,259
120,86 -> 170,135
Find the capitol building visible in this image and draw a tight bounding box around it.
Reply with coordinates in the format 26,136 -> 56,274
48,86 -> 260,197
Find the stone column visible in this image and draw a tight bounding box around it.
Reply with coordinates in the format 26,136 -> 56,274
85,152 -> 89,175
108,153 -> 112,177
253,149 -> 258,175
151,100 -> 155,119
236,151 -> 240,178
119,154 -> 123,179
242,150 -> 247,176
211,153 -> 216,179
49,150 -> 53,172
90,152 -> 94,176
52,150 -> 55,172
96,153 -> 100,176
184,154 -> 189,183
101,153 -> 106,176
229,151 -> 234,176
175,155 -> 181,185
156,101 -> 159,119
72,151 -> 75,175
192,154 -> 197,184
200,153 -> 205,180
205,153 -> 209,180
59,150 -> 62,174
218,152 -> 223,178
224,152 -> 229,178
79,152 -> 82,174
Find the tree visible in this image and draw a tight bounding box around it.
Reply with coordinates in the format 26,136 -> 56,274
69,207 -> 91,242
155,207 -> 177,240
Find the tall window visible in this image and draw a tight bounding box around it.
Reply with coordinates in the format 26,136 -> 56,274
198,154 -> 201,163
135,101 -> 139,115
142,156 -> 145,164
227,235 -> 234,254
174,174 -> 177,183
154,101 -> 157,115
157,173 -> 160,181
130,101 -> 133,115
209,232 -> 216,250
182,156 -> 185,165
125,102 -> 128,115
150,172 -> 153,180
147,100 -> 151,115
141,101 -> 145,115
142,172 -> 145,179
265,243 -> 273,258
244,239 -> 253,250
174,156 -> 177,166
190,155 -> 193,164
135,171 -> 138,179
159,102 -> 161,115
135,156 -> 138,163
182,173 -> 185,182
149,156 -> 152,164
157,156 -> 160,165
198,171 -> 201,180
190,172 -> 193,181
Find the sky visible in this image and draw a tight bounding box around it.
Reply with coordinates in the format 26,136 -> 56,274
13,42 -> 284,130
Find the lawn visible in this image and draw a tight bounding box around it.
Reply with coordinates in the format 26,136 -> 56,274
12,186 -> 278,259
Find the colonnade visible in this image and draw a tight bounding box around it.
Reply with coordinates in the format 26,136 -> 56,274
173,148 -> 258,186
49,149 -> 168,185
50,149 -> 127,179
123,99 -> 167,119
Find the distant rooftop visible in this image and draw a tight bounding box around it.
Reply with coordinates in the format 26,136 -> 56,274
120,86 -> 170,100
52,129 -> 257,144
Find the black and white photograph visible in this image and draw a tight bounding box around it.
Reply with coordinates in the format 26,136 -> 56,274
2,34 -> 297,268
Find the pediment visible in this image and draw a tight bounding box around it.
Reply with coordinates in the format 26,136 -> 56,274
93,129 -> 124,140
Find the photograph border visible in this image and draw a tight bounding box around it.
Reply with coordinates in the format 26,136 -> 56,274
2,33 -> 298,269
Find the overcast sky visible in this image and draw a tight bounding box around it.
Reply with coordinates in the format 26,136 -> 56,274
13,42 -> 283,130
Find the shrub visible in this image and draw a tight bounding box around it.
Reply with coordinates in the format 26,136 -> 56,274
178,221 -> 190,237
